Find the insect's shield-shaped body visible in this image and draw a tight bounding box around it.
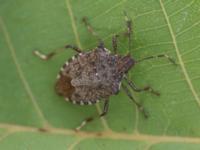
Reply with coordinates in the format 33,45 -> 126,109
55,47 -> 135,105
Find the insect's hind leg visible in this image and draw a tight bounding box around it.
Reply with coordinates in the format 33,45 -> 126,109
75,99 -> 109,131
33,45 -> 82,60
124,76 -> 160,96
122,83 -> 148,118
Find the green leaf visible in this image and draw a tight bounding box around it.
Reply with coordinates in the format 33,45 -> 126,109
0,0 -> 200,149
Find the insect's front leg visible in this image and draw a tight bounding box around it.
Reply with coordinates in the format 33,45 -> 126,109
33,45 -> 82,60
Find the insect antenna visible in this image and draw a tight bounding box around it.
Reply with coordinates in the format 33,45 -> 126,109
123,11 -> 133,52
82,17 -> 104,48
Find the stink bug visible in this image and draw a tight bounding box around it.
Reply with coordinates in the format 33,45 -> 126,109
34,13 -> 176,131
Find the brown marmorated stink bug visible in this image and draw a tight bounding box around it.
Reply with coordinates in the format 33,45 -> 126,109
33,13 -> 176,131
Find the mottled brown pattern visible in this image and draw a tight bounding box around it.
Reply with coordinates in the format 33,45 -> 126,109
55,47 -> 134,105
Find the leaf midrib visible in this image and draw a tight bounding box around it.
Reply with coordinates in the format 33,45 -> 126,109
0,123 -> 200,144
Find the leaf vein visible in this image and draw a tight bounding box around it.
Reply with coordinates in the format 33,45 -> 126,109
181,44 -> 200,56
133,10 -> 162,20
68,138 -> 84,150
91,0 -> 127,21
176,20 -> 200,37
159,0 -> 200,107
168,0 -> 195,17
1,123 -> 200,143
0,131 -> 13,143
0,17 -> 50,127
66,0 -> 82,48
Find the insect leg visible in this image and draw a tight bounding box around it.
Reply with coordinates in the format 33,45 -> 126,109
82,17 -> 104,47
65,45 -> 82,53
33,45 -> 82,60
124,76 -> 160,96
75,99 -> 109,131
75,116 -> 93,131
100,99 -> 109,117
82,17 -> 99,39
136,54 -> 177,65
124,11 -> 132,51
112,34 -> 119,54
122,83 -> 148,118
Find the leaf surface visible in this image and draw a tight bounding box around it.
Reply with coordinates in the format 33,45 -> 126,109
0,0 -> 200,149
